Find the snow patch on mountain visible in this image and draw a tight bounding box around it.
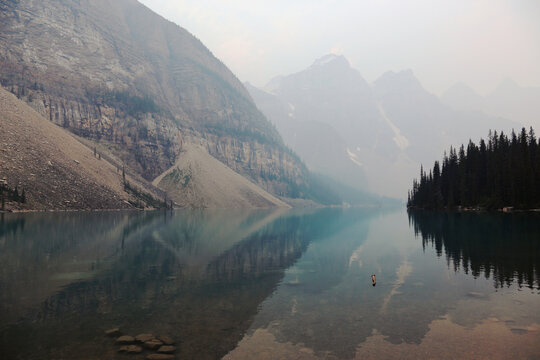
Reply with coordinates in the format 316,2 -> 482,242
347,148 -> 363,167
377,103 -> 410,151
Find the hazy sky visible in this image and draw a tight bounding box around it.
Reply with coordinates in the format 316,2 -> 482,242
139,0 -> 540,95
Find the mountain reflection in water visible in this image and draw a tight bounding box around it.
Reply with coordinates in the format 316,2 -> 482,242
0,208 -> 539,360
0,208 -> 361,359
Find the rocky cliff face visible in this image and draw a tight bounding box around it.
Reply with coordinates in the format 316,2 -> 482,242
0,87 -> 167,211
0,0 -> 308,197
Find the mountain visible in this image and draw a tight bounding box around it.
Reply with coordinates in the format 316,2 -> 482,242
245,82 -> 369,193
0,86 -> 164,210
266,54 -> 393,153
372,70 -> 514,162
485,79 -> 540,130
440,82 -> 485,113
248,55 -> 517,199
246,54 -> 390,199
0,0 -> 316,207
442,79 -> 540,130
152,143 -> 289,208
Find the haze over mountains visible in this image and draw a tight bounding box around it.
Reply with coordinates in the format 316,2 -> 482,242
247,54 -> 518,199
0,0 -> 534,208
0,0 -> 335,209
442,79 -> 540,130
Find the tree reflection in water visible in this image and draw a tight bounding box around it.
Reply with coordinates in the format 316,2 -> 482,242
408,210 -> 540,289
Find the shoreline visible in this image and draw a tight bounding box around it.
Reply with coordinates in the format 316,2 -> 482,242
407,206 -> 540,213
1,202 -> 401,214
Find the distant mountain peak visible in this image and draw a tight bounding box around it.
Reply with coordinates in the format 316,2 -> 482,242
373,69 -> 424,95
443,81 -> 482,99
499,77 -> 519,87
264,75 -> 286,93
494,78 -> 520,93
310,54 -> 350,69
376,69 -> 416,83
441,82 -> 485,112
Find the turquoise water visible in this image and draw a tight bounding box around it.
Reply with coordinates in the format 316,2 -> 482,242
0,208 -> 539,359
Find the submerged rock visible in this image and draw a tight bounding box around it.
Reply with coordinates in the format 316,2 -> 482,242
118,345 -> 142,353
116,335 -> 135,344
144,340 -> 163,350
158,336 -> 175,345
157,345 -> 176,354
135,333 -> 155,343
105,328 -> 121,337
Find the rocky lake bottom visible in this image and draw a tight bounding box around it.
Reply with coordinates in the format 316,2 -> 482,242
0,208 -> 538,359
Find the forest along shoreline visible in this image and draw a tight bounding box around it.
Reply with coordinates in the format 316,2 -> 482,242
407,206 -> 540,213
408,127 -> 540,212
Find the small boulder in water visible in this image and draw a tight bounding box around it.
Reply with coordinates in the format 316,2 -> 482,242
116,335 -> 135,344
135,333 -> 155,343
118,345 -> 142,353
144,340 -> 163,350
157,345 -> 176,354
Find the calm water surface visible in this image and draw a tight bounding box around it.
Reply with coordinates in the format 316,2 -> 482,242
0,208 -> 539,359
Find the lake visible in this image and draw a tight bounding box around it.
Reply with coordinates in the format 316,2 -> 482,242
0,208 -> 539,359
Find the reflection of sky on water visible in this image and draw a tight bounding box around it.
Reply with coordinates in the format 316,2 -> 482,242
227,209 -> 540,359
0,208 -> 539,359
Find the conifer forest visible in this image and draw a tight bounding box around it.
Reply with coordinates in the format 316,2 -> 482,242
408,127 -> 540,209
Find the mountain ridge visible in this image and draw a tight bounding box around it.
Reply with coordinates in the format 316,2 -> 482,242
0,0 -> 323,207
441,79 -> 540,130
248,54 -> 517,199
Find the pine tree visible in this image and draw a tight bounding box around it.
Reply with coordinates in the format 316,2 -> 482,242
409,127 -> 538,210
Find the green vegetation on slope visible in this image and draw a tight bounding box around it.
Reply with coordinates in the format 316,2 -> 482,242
85,88 -> 161,117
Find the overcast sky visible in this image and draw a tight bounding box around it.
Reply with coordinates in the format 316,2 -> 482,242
139,0 -> 540,95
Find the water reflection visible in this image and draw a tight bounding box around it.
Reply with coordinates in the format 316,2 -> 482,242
0,208 -> 363,359
408,210 -> 540,289
226,209 -> 540,359
1,209 -> 539,360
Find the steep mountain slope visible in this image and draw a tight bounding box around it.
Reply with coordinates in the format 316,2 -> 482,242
0,0 -> 310,202
372,70 -> 515,163
245,82 -> 369,192
266,55 -> 394,153
249,55 -> 517,199
0,86 -> 162,210
371,70 -> 516,197
152,143 -> 289,208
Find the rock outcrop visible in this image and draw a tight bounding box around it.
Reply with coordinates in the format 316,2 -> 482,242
0,0 -> 310,203
0,87 -> 162,210
152,142 -> 290,208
